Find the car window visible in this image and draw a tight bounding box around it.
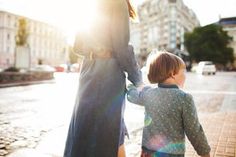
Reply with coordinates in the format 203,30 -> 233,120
198,61 -> 213,66
205,63 -> 213,65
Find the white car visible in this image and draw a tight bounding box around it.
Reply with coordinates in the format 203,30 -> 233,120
196,61 -> 216,75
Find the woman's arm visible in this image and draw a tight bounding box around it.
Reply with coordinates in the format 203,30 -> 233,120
110,0 -> 142,86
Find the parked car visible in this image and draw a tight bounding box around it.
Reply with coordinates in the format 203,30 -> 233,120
54,64 -> 68,72
196,61 -> 216,75
54,66 -> 65,72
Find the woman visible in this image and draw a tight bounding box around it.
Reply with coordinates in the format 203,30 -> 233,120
63,0 -> 142,157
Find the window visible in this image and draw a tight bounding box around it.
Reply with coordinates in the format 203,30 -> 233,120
170,43 -> 176,48
169,0 -> 176,3
170,35 -> 176,41
148,27 -> 155,44
7,46 -> 10,53
14,19 -> 17,28
7,15 -> 11,27
34,24 -> 37,33
6,59 -> 10,65
7,34 -> 10,40
171,27 -> 176,33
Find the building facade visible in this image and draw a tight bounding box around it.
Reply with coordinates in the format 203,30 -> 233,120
0,10 -> 68,69
130,0 -> 200,56
219,17 -> 236,68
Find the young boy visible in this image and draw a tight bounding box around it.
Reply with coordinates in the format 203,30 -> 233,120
127,51 -> 211,157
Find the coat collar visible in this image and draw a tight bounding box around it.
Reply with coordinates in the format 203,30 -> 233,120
158,83 -> 179,89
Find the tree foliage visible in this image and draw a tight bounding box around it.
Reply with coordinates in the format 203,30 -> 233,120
68,46 -> 79,64
15,18 -> 28,46
184,24 -> 234,65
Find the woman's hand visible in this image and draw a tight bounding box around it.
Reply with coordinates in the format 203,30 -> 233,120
137,83 -> 145,91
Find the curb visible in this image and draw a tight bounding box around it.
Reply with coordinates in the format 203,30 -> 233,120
0,80 -> 55,88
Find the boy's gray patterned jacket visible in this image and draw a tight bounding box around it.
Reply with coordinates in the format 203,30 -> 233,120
127,83 -> 211,155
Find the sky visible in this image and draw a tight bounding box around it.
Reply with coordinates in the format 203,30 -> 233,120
0,0 -> 236,43
182,0 -> 236,25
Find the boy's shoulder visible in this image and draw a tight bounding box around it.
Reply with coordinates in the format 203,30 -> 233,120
162,87 -> 193,100
174,89 -> 193,102
131,85 -> 157,97
141,85 -> 159,94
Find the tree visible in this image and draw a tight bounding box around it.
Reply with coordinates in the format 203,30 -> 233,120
69,46 -> 78,64
184,24 -> 234,66
15,18 -> 28,46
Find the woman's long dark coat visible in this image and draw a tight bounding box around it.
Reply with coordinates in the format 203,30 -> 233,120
63,0 -> 142,157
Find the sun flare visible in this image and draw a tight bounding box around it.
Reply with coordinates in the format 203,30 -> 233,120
53,0 -> 98,44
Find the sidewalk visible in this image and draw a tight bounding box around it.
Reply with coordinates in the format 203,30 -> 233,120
186,112 -> 236,157
5,83 -> 236,157
124,111 -> 236,157
6,111 -> 236,157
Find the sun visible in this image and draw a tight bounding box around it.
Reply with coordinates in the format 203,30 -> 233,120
53,0 -> 98,44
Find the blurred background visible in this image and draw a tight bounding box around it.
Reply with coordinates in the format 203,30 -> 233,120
0,0 -> 236,71
0,0 -> 236,157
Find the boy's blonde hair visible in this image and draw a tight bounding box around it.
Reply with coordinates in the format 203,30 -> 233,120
147,51 -> 185,84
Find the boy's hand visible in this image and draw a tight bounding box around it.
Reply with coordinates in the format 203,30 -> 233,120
127,84 -> 136,90
137,83 -> 145,91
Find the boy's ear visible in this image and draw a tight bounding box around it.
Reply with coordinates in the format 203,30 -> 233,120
170,72 -> 175,79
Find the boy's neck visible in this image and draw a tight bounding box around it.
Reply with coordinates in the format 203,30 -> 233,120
162,78 -> 177,86
161,79 -> 181,88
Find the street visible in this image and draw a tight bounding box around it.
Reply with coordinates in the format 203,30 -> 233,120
0,72 -> 236,157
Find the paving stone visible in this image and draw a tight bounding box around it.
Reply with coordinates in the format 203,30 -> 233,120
5,146 -> 11,150
226,147 -> 235,153
8,140 -> 28,150
0,145 -> 5,149
27,140 -> 38,148
0,150 -> 8,156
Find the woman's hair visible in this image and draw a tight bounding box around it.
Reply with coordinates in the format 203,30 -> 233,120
147,51 -> 185,84
126,0 -> 137,20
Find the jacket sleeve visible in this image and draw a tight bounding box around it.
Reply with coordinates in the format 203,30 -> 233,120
110,0 -> 142,86
127,85 -> 150,105
182,94 -> 211,156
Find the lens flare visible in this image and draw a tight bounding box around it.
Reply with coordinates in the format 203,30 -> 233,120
144,113 -> 152,127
